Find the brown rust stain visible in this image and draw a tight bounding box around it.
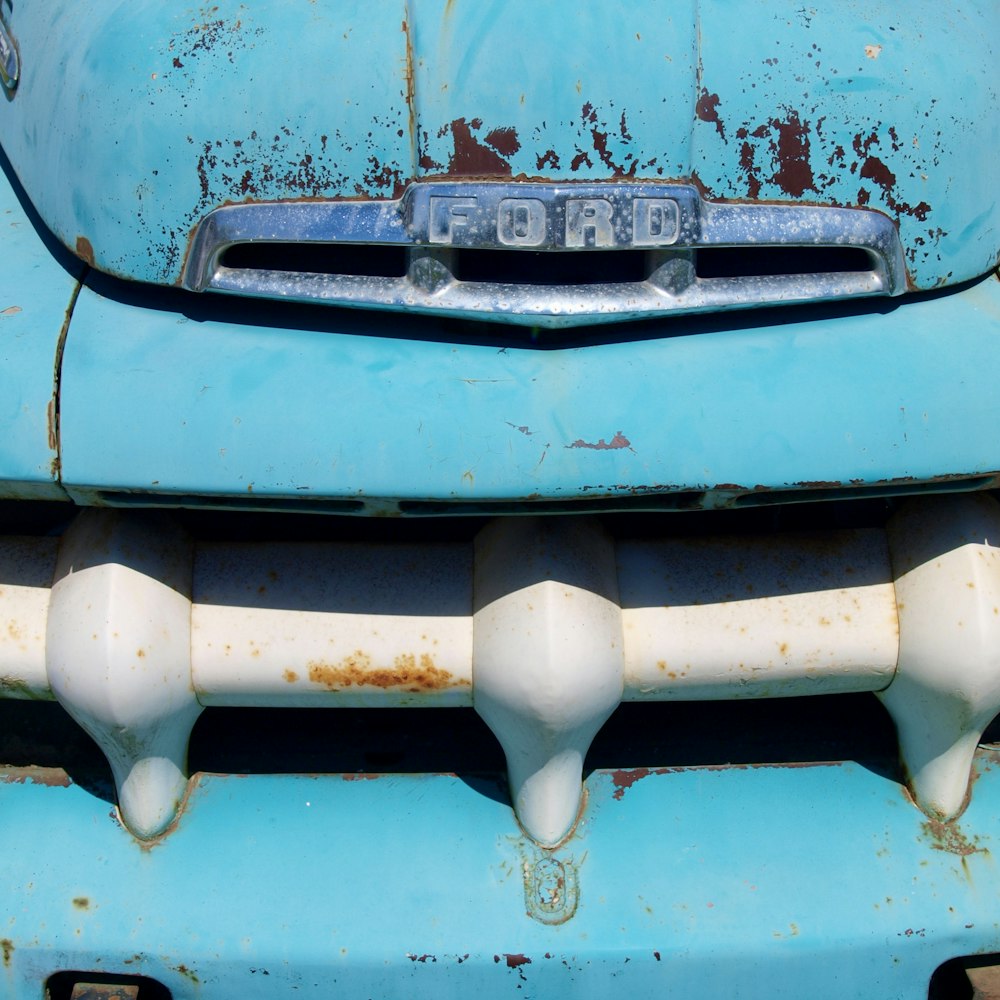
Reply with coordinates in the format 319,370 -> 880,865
283,669 -> 299,683
74,236 -> 95,267
72,897 -> 90,910
46,399 -> 58,453
447,118 -> 512,176
696,89 -> 726,142
307,651 -> 468,692
921,817 -> 986,858
0,939 -> 11,967
566,431 -> 632,451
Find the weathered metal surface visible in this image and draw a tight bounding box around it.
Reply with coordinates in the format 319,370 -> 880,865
2,755 -> 1000,997
0,1 -> 995,296
58,268 -> 1000,510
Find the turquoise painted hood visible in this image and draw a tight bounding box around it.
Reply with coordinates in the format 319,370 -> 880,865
1,0 -> 996,293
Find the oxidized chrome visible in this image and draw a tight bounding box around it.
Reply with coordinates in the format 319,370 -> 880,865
183,183 -> 907,328
0,14 -> 18,93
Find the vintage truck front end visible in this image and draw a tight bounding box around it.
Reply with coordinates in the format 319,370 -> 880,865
1,2 -> 999,997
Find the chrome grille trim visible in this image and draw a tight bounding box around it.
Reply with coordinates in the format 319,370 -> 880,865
182,183 -> 907,328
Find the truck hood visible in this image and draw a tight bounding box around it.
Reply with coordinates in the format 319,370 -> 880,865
1,0 -> 997,295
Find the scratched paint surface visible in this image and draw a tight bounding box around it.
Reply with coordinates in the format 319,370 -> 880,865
0,152 -> 80,499
59,272 -> 1000,507
3,755 -> 1000,997
0,1 -> 995,293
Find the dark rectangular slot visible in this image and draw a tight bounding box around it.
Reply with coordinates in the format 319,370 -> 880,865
221,242 -> 408,278
696,245 -> 873,279
454,248 -> 647,286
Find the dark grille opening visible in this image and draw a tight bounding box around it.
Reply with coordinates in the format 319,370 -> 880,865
454,248 -> 648,286
220,241 -> 408,278
46,971 -> 173,1000
696,245 -> 873,279
0,694 -> 899,795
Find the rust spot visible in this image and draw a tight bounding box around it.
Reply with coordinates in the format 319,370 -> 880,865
136,648 -> 146,659
921,818 -> 985,857
566,431 -> 632,451
175,964 -> 200,984
570,150 -> 592,171
283,669 -> 298,683
484,127 -> 521,158
447,118 -> 511,176
504,954 -> 531,969
306,651 -> 468,691
0,939 -> 10,966
696,89 -> 726,142
778,642 -> 789,655
865,44 -> 882,59
72,897 -> 89,910
75,236 -> 95,267
611,767 -> 651,800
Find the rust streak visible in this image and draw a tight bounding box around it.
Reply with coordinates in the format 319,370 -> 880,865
401,18 -> 417,166
0,939 -> 11,967
307,651 -> 468,691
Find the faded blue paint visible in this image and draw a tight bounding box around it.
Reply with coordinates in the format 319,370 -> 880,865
0,1 -> 995,295
0,155 -> 79,500
2,754 -> 1000,998
58,272 -> 1000,508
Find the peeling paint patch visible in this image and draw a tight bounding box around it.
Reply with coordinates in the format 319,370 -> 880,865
865,44 -> 883,60
446,118 -> 512,175
566,431 -> 632,451
696,89 -> 726,142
